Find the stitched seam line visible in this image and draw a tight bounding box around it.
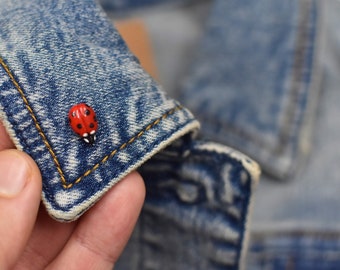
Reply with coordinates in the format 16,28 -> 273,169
0,57 -> 183,189
0,58 -> 68,187
67,105 -> 183,189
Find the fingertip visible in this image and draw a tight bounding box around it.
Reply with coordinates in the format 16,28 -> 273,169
122,171 -> 146,208
20,150 -> 43,192
47,171 -> 145,269
0,149 -> 42,198
0,149 -> 42,268
0,121 -> 15,150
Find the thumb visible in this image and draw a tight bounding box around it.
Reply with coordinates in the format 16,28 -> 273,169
0,149 -> 42,269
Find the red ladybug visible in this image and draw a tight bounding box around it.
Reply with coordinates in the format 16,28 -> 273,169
68,103 -> 98,144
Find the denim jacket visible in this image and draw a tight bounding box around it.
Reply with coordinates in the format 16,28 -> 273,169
0,0 -> 260,269
100,0 -> 340,269
113,0 -> 340,269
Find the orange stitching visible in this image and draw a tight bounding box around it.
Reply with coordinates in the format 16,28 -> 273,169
70,105 -> 182,188
0,57 -> 183,189
0,58 -> 68,187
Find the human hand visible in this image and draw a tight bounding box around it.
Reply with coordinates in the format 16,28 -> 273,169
0,123 -> 145,269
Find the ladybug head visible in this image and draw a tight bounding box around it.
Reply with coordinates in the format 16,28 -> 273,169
82,130 -> 96,144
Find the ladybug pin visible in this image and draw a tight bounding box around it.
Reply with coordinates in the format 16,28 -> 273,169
69,103 -> 98,144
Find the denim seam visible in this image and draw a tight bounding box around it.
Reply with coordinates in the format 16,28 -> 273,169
67,105 -> 183,189
0,57 -> 67,183
189,0 -> 316,178
192,142 -> 260,269
0,56 -> 183,189
277,0 -> 315,156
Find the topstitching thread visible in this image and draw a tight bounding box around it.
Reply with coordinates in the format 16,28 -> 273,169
0,57 -> 182,189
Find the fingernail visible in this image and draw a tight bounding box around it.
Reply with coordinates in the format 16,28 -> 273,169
0,152 -> 29,197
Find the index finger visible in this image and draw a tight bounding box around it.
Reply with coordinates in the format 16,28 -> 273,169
46,171 -> 145,270
0,121 -> 15,150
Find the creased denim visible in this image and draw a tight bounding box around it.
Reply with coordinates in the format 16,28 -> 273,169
117,139 -> 260,270
97,0 -> 339,269
0,0 -> 200,221
247,0 -> 340,268
0,0 -> 261,268
181,0 -> 321,179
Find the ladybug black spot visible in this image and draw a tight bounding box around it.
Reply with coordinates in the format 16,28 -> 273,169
89,123 -> 94,128
85,109 -> 90,116
77,124 -> 82,129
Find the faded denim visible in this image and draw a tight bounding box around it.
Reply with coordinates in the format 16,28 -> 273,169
118,139 -> 260,269
181,0 -> 321,180
107,0 -> 340,269
247,0 -> 340,268
137,0 -> 340,269
0,0 -> 261,268
0,0 -> 200,221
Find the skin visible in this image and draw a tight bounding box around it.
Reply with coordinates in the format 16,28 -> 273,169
0,122 -> 146,269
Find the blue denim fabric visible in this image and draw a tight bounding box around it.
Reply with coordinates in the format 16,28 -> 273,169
132,0 -> 337,268
248,232 -> 340,269
0,0 -> 261,267
100,0 -> 340,268
0,0 -> 200,221
181,0 -> 321,179
247,1 -> 340,268
117,139 -> 260,269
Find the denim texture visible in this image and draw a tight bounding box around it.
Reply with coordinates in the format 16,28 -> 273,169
117,139 -> 260,270
247,1 -> 340,268
148,0 -> 340,268
102,0 -> 340,268
0,0 -> 200,221
181,0 -> 321,179
125,0 -> 336,268
0,0 -> 262,267
248,232 -> 340,269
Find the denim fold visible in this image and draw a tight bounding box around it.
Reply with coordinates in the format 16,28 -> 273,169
0,0 -> 199,221
181,0 -> 321,179
117,139 -> 260,270
0,0 -> 261,268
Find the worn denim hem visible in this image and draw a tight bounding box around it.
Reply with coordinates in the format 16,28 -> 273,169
0,55 -> 200,221
46,118 -> 200,221
0,61 -> 200,221
0,0 -> 202,221
239,170 -> 259,270
118,141 -> 260,269
192,142 -> 260,269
